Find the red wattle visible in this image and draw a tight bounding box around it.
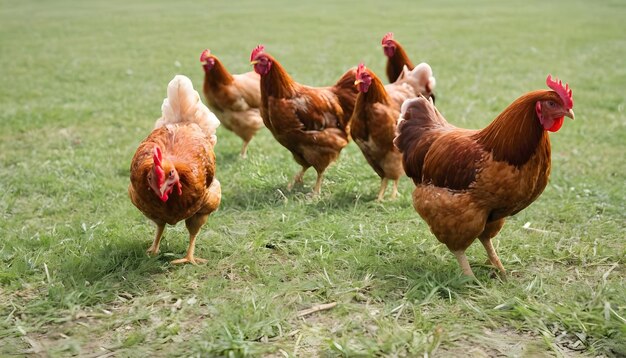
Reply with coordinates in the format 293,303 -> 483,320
547,116 -> 564,132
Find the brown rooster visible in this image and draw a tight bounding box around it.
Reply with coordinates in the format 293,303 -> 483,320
351,63 -> 404,201
394,75 -> 574,276
250,45 -> 358,196
200,49 -> 263,158
129,75 -> 221,264
382,32 -> 414,84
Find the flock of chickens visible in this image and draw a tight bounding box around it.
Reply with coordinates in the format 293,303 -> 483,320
128,33 -> 575,276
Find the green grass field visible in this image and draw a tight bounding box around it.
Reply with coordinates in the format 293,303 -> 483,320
1,0 -> 625,356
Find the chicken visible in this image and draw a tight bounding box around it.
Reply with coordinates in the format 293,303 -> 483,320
200,49 -> 263,158
250,45 -> 358,196
129,75 -> 221,264
382,33 -> 436,105
394,75 -> 574,277
382,32 -> 414,84
351,63 -> 404,201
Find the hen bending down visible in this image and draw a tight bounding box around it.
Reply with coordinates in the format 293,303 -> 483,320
394,75 -> 574,277
129,75 -> 221,264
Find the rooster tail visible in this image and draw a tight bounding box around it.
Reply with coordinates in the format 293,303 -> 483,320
334,67 -> 358,93
394,96 -> 446,181
157,75 -> 220,142
333,67 -> 360,129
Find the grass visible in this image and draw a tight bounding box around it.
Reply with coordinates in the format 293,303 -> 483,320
1,0 -> 625,356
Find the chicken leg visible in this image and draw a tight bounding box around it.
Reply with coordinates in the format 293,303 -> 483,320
390,179 -> 399,199
312,170 -> 324,196
170,213 -> 208,265
287,166 -> 308,191
240,140 -> 250,159
479,219 -> 507,277
480,238 -> 506,277
453,250 -> 474,276
146,222 -> 166,256
377,178 -> 389,201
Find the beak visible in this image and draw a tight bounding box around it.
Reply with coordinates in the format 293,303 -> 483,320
565,108 -> 575,120
159,183 -> 168,197
250,60 -> 258,65
354,79 -> 362,86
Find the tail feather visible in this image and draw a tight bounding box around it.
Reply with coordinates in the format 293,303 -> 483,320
334,67 -> 358,92
156,75 -> 220,143
402,62 -> 436,98
332,67 -> 359,130
394,96 -> 447,183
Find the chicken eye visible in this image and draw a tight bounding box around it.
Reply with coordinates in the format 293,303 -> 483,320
547,101 -> 556,107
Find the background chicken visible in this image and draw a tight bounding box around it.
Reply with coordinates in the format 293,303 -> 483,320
200,49 -> 263,158
394,75 -> 574,276
250,45 -> 358,195
382,32 -> 436,105
351,63 -> 404,201
129,75 -> 221,264
382,32 -> 414,84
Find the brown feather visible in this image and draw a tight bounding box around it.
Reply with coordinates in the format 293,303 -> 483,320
202,55 -> 263,144
386,40 -> 415,83
258,53 -> 358,176
395,87 -> 565,257
474,90 -> 559,167
129,125 -> 218,225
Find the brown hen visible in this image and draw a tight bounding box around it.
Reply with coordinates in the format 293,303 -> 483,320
250,45 -> 358,196
200,49 -> 263,158
129,75 -> 221,264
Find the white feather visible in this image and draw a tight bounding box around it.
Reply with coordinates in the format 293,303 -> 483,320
155,75 -> 220,139
403,62 -> 436,95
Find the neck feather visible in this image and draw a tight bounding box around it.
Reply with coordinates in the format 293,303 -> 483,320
361,74 -> 390,105
205,59 -> 234,88
260,58 -> 296,99
474,90 -> 550,166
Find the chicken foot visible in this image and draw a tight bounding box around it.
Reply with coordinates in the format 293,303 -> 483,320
171,213 -> 209,265
287,167 -> 307,191
146,222 -> 165,256
391,179 -> 399,199
377,178 -> 400,201
312,171 -> 324,196
478,219 -> 507,278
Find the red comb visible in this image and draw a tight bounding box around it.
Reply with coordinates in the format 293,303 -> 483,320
200,49 -> 211,62
251,45 -> 265,62
546,75 -> 573,109
153,146 -> 165,186
357,62 -> 366,77
382,32 -> 394,44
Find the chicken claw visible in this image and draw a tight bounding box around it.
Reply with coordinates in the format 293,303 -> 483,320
146,246 -> 160,256
170,256 -> 208,265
